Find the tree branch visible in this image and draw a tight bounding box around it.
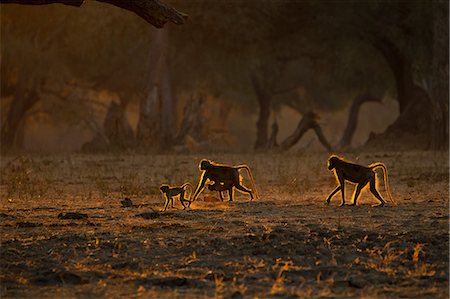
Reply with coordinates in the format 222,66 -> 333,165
0,0 -> 188,28
0,0 -> 83,6
96,0 -> 187,28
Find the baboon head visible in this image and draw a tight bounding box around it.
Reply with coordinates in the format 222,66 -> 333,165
327,156 -> 341,170
160,184 -> 170,193
199,159 -> 212,171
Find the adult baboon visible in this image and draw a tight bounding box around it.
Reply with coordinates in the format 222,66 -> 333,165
191,159 -> 258,203
326,155 -> 395,207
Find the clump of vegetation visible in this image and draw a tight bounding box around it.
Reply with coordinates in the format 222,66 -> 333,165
114,172 -> 147,198
270,260 -> 293,294
1,156 -> 52,200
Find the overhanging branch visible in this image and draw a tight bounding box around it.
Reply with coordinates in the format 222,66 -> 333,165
96,0 -> 187,28
0,0 -> 83,5
0,0 -> 188,28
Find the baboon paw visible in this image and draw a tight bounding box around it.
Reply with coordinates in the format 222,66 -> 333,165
339,203 -> 345,207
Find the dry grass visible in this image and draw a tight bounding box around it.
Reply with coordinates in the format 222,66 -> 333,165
0,150 -> 448,298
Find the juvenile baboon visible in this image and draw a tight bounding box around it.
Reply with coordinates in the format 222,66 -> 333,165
207,181 -> 232,201
191,159 -> 259,203
159,183 -> 193,211
326,155 -> 395,207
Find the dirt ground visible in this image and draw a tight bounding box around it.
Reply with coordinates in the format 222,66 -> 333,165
0,151 -> 448,298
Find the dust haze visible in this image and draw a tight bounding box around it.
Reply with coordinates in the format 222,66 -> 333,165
1,1 -> 448,298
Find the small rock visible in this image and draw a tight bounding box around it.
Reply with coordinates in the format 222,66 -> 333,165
141,276 -> 187,287
0,213 -> 15,219
111,261 -> 141,270
16,222 -> 43,228
348,275 -> 366,288
59,271 -> 84,284
333,279 -> 349,288
121,198 -> 134,207
230,291 -> 244,299
31,270 -> 84,285
58,212 -> 88,220
136,212 -> 160,219
245,233 -> 259,241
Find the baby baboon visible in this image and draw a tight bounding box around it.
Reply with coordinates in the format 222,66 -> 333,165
159,183 -> 193,211
207,181 -> 232,201
326,155 -> 395,207
191,159 -> 259,203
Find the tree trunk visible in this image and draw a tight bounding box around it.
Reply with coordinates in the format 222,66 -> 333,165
365,34 -> 432,149
371,35 -> 416,114
103,101 -> 135,148
268,119 -> 279,149
1,88 -> 39,150
255,96 -> 271,150
338,94 -> 382,149
175,94 -> 205,143
137,28 -> 171,149
430,0 -> 449,150
313,124 -> 333,152
81,100 -> 134,152
279,111 -> 332,152
251,73 -> 271,150
159,37 -> 174,148
136,85 -> 161,148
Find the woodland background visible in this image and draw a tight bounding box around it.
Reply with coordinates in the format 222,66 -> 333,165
1,0 -> 448,154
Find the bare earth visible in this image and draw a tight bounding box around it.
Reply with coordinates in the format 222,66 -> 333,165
0,151 -> 448,298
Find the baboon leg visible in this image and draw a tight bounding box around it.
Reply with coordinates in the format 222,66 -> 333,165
235,183 -> 254,200
179,190 -> 188,209
228,188 -> 234,201
338,175 -> 346,207
218,191 -> 224,201
348,181 -> 368,206
181,197 -> 191,209
192,173 -> 207,202
369,178 -> 385,207
326,186 -> 341,205
162,196 -> 170,211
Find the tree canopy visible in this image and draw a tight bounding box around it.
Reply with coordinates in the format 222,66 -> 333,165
1,0 -> 447,151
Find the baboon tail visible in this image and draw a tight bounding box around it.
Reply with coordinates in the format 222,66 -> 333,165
369,163 -> 396,205
181,183 -> 194,201
236,165 -> 259,200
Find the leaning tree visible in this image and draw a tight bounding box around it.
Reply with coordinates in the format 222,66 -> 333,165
335,1 -> 448,150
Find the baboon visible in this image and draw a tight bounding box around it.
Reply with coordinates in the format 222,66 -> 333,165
159,183 -> 193,211
191,159 -> 259,203
326,155 -> 395,207
207,181 -> 232,201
